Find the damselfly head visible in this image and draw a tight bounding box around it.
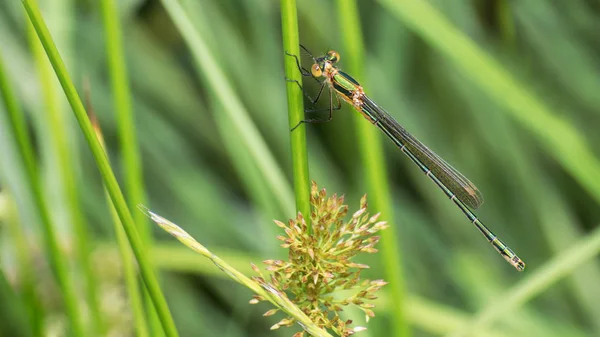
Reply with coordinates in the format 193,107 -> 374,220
326,50 -> 340,63
311,50 -> 340,78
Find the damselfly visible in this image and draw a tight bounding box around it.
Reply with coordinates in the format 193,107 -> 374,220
286,46 -> 525,271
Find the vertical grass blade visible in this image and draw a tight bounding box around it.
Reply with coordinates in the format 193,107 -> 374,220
99,0 -> 150,246
90,116 -> 150,337
98,0 -> 159,334
21,1 -> 179,336
108,198 -> 152,337
0,47 -> 86,337
280,0 -> 311,227
335,1 -> 409,335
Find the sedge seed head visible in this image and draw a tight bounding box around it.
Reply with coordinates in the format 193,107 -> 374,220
250,182 -> 387,336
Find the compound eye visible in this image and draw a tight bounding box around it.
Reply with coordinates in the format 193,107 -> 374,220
311,64 -> 322,77
327,50 -> 340,63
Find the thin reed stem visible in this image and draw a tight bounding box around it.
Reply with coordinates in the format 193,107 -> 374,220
99,0 -> 158,334
280,0 -> 311,228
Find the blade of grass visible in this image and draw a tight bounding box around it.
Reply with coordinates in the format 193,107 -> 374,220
99,0 -> 150,250
0,47 -> 86,337
89,113 -> 150,337
446,225 -> 600,337
107,195 -> 152,337
280,0 -> 311,227
98,1 -> 160,335
25,7 -> 105,335
335,1 -> 409,336
377,0 -> 600,207
454,253 -> 590,337
159,0 -> 295,218
140,206 -> 334,337
21,2 -> 179,336
405,295 -> 505,337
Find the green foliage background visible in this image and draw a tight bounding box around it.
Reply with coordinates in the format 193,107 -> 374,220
1,0 -> 600,336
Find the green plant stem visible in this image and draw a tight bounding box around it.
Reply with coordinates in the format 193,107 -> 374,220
101,155 -> 150,337
335,1 -> 409,336
99,0 -> 150,248
108,200 -> 151,337
0,45 -> 86,337
99,0 -> 159,334
93,112 -> 149,337
25,8 -> 105,335
280,0 -> 311,228
21,1 -> 179,336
